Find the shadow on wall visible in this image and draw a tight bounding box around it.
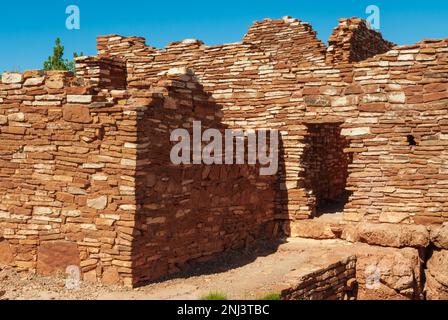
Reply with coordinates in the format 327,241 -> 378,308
129,70 -> 289,287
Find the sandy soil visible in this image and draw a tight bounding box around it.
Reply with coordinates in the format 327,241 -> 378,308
0,238 -> 355,300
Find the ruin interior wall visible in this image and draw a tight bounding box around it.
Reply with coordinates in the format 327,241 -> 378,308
0,65 -> 277,286
95,17 -> 397,223
130,70 -> 277,285
344,39 -> 448,225
85,15 -> 448,227
92,17 -> 448,226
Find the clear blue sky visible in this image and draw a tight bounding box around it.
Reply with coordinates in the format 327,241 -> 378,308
0,0 -> 447,72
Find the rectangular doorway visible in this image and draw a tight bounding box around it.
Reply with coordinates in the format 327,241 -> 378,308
302,123 -> 352,217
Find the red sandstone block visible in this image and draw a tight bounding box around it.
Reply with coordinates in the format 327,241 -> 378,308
9,206 -> 32,215
359,103 -> 387,112
424,83 -> 448,92
423,91 -> 448,102
1,127 -> 26,135
66,87 -> 90,95
56,192 -> 75,203
414,216 -> 445,225
303,87 -> 320,95
62,104 -> 93,123
407,95 -> 423,103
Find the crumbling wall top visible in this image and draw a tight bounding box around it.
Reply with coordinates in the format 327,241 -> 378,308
326,17 -> 395,66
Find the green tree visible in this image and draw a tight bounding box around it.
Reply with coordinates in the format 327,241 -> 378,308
43,38 -> 82,73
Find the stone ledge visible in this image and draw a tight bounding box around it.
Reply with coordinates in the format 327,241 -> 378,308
356,223 -> 430,248
292,218 -> 431,249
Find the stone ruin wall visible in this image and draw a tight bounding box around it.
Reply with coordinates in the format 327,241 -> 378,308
0,69 -> 138,286
95,17 -> 399,224
129,70 -> 277,285
346,41 -> 448,225
282,255 -> 357,300
94,16 -> 448,298
326,18 -> 395,65
94,16 -> 448,226
0,63 -> 277,286
1,15 -> 448,293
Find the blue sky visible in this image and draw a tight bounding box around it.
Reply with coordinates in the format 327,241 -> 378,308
0,0 -> 447,72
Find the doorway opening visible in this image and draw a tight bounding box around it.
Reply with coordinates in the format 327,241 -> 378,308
302,123 -> 353,218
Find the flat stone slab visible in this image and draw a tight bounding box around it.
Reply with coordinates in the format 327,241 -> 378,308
291,214 -> 431,249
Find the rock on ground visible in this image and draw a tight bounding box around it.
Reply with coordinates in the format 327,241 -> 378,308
425,249 -> 448,300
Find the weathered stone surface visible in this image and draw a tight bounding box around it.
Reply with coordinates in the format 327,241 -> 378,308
7,112 -> 25,122
23,70 -> 44,79
387,92 -> 406,103
0,240 -> 14,265
430,224 -> 448,249
304,95 -> 331,107
357,223 -> 430,248
83,270 -> 98,283
341,224 -> 360,243
24,77 -> 45,86
67,95 -> 93,104
379,212 -> 410,224
102,267 -> 121,285
426,272 -> 448,300
425,250 -> 448,300
352,245 -> 422,300
62,104 -> 92,123
36,241 -> 80,276
87,196 -> 108,210
341,127 -> 371,136
45,76 -> 65,89
2,72 -> 23,84
291,220 -> 337,239
0,115 -> 7,125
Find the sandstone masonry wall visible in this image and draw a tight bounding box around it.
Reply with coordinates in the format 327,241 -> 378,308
130,69 -> 278,285
282,255 -> 356,300
0,69 -> 137,285
344,40 -> 448,224
1,15 -> 448,289
93,17 -> 422,227
95,17 -> 333,223
0,66 -> 277,286
326,18 -> 395,66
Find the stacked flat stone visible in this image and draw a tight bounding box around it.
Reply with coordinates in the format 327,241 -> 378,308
1,16 -> 448,297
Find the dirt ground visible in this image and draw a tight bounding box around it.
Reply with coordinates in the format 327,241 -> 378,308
0,239 -> 356,300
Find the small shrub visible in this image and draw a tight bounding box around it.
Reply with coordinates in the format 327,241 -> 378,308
259,293 -> 281,300
200,292 -> 228,300
43,38 -> 83,73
